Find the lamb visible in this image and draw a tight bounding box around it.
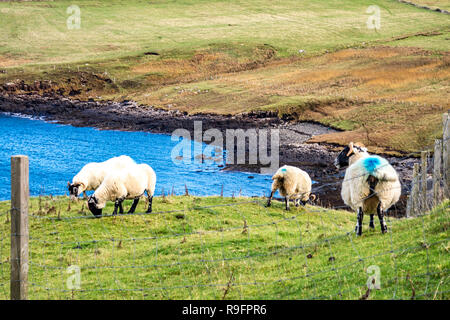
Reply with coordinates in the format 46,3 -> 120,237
266,165 -> 316,210
334,142 -> 401,236
87,163 -> 156,217
68,155 -> 136,200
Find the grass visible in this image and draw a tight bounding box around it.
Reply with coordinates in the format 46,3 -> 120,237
0,0 -> 449,152
1,0 -> 448,63
0,195 -> 448,300
409,0 -> 450,11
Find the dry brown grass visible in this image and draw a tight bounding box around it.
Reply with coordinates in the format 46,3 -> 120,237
2,44 -> 448,153
129,46 -> 448,153
0,55 -> 31,68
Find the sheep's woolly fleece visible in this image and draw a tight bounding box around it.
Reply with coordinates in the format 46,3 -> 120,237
92,163 -> 156,209
341,155 -> 401,213
271,165 -> 312,201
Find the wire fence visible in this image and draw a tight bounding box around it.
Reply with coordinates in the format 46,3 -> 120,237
0,193 -> 448,300
0,114 -> 448,300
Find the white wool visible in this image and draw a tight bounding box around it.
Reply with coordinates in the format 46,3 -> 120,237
137,163 -> 157,198
93,163 -> 156,209
341,151 -> 401,213
71,155 -> 136,194
271,165 -> 312,201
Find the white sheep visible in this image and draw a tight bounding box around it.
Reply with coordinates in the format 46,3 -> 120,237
68,155 -> 136,200
266,165 -> 316,210
87,163 -> 157,217
334,142 -> 401,236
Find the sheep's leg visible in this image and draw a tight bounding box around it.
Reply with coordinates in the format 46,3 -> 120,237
377,203 -> 388,234
112,200 -> 121,216
83,191 -> 88,200
128,197 -> 140,214
295,199 -> 300,207
285,196 -> 290,211
266,191 -> 275,207
355,208 -> 364,236
119,201 -> 124,214
369,214 -> 375,229
146,196 -> 153,213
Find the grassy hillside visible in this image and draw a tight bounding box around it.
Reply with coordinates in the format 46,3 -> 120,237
0,196 -> 448,300
0,0 -> 448,63
411,0 -> 450,11
0,0 -> 449,152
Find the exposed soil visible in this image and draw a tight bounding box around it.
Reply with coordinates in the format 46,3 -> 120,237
0,93 -> 420,217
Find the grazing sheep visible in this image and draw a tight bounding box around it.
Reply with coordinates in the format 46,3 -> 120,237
68,155 -> 135,200
334,142 -> 401,236
266,165 -> 316,210
87,163 -> 156,217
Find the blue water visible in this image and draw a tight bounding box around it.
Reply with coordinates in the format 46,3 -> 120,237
0,113 -> 273,200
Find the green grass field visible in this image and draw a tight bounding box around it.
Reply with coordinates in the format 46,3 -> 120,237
0,196 -> 448,300
0,0 -> 448,63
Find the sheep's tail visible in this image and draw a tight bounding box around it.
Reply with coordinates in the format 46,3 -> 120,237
367,175 -> 379,195
373,169 -> 398,182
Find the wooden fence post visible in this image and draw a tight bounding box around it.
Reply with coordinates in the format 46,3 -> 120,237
410,163 -> 420,217
433,139 -> 442,207
10,155 -> 29,300
420,151 -> 428,212
443,113 -> 449,199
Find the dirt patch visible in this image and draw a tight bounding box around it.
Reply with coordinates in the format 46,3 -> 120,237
0,71 -> 119,98
131,46 -> 277,87
0,56 -> 31,68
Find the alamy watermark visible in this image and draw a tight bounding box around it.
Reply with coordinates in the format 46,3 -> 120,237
171,121 -> 279,174
366,265 -> 381,290
66,265 -> 81,290
67,5 -> 81,30
366,5 -> 381,30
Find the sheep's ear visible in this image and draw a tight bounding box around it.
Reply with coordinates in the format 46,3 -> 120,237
346,142 -> 354,156
310,194 -> 316,202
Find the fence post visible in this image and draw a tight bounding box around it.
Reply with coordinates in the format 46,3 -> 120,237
433,139 -> 442,207
10,155 -> 29,300
443,113 -> 449,199
410,163 -> 420,216
420,151 -> 428,212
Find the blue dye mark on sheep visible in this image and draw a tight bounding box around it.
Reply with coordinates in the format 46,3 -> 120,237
281,168 -> 287,173
363,156 -> 385,174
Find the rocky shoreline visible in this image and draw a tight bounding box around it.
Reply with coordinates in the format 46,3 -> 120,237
0,93 -> 420,217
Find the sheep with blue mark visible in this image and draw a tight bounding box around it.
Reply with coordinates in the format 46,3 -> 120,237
266,165 -> 316,211
68,155 -> 136,200
88,163 -> 157,217
334,142 -> 401,236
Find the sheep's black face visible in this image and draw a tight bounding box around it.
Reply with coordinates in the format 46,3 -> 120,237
68,182 -> 80,199
334,146 -> 350,169
88,196 -> 102,217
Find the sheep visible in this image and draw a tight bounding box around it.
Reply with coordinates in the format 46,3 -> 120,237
266,165 -> 316,210
87,163 -> 156,217
334,142 -> 401,236
68,155 -> 136,200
